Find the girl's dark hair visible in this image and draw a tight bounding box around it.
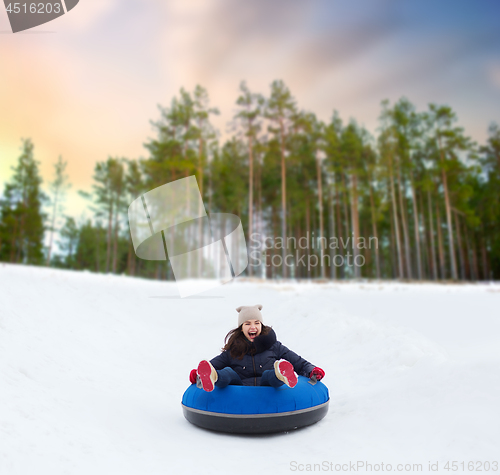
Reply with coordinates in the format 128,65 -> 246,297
222,324 -> 271,360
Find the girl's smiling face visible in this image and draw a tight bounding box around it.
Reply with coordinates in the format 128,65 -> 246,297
242,319 -> 262,342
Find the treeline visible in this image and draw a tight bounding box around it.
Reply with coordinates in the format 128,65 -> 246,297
1,81 -> 499,280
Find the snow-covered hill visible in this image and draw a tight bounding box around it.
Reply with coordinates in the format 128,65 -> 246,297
1,264 -> 499,474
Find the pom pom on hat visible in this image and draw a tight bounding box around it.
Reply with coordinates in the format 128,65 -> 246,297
236,304 -> 263,327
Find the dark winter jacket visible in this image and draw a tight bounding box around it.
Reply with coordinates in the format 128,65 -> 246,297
210,329 -> 315,386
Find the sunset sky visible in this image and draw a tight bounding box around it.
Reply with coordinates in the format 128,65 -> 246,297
1,0 -> 500,219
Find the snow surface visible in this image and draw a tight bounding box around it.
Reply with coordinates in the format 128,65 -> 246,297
1,264 -> 499,475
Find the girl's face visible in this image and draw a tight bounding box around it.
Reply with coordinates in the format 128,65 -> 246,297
242,319 -> 262,342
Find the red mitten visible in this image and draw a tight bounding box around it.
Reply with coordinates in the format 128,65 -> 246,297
189,368 -> 197,384
310,367 -> 325,381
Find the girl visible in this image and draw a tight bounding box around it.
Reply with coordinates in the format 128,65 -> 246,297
189,305 -> 325,392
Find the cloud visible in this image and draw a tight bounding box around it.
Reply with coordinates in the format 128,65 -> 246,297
57,0 -> 118,32
156,0 -> 409,137
2,0 -> 499,220
162,0 -> 403,87
0,20 -> 160,190
489,62 -> 500,89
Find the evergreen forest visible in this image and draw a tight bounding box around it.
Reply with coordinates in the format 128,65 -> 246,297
1,81 -> 499,281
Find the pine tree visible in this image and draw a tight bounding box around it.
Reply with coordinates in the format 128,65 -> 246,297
125,159 -> 145,276
477,123 -> 500,277
0,139 -> 45,264
193,84 -> 219,198
266,80 -> 296,278
46,156 -> 70,266
391,98 -> 423,279
340,122 -> 365,278
235,81 -> 264,275
59,216 -> 79,268
324,113 -> 343,278
81,158 -> 125,273
425,105 -> 472,280
378,112 -> 404,279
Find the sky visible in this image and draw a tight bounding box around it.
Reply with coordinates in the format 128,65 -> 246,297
1,0 -> 500,220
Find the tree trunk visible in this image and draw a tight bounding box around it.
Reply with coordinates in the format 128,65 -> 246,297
127,239 -> 134,276
257,155 -> 263,278
396,156 -> 412,278
208,164 -> 212,214
16,212 -> 26,263
68,239 -> 74,269
341,173 -> 350,241
427,188 -> 438,280
437,137 -> 458,279
462,219 -> 473,280
311,193 -> 317,278
95,225 -> 101,273
369,180 -> 380,279
389,199 -> 397,279
271,209 -> 278,279
469,229 -> 479,280
335,177 -> 344,279
328,177 -> 337,280
362,222 -> 370,270
481,234 -> 489,280
316,152 -> 325,278
294,224 -> 300,279
350,173 -> 361,278
279,117 -> 287,278
197,135 -> 204,279
306,197 -> 310,279
453,210 -> 466,280
435,202 -> 446,279
418,189 -> 428,279
248,131 -> 254,277
389,159 -> 404,278
10,217 -> 18,263
15,184 -> 28,263
112,202 -> 120,274
46,188 -> 59,266
106,198 -> 113,273
409,171 -> 422,279
135,258 -> 141,277
198,133 -> 204,197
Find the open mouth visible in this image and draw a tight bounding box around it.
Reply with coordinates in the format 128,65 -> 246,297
248,331 -> 258,339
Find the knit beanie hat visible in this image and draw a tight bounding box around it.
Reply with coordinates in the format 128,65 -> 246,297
236,305 -> 263,327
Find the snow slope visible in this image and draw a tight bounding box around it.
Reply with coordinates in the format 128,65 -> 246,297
1,264 -> 499,474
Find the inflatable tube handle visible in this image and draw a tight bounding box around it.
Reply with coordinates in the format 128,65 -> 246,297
308,374 -> 318,385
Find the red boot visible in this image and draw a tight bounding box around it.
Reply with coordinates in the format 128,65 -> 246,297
197,360 -> 218,392
274,359 -> 298,388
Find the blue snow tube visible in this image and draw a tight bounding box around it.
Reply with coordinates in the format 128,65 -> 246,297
181,376 -> 329,434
